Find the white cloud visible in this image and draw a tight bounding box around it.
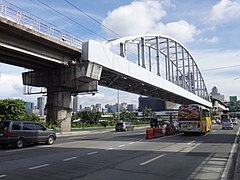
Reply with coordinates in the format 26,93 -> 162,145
0,73 -> 22,98
79,87 -> 139,108
208,0 -> 240,24
155,20 -> 199,43
192,49 -> 240,100
102,0 -> 198,44
199,36 -> 219,44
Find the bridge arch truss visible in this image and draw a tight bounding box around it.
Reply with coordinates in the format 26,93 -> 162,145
106,34 -> 210,101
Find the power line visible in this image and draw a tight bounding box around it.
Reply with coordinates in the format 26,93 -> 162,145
64,0 -> 121,38
202,64 -> 240,71
35,0 -> 107,40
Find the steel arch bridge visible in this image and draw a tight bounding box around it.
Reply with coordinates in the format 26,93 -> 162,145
83,34 -> 211,107
106,34 -> 209,101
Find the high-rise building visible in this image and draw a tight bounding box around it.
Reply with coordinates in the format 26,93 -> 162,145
127,104 -> 137,112
211,86 -> 224,101
26,102 -> 34,114
95,103 -> 102,112
138,96 -> 166,112
73,96 -> 80,113
37,96 -> 46,116
120,103 -> 127,111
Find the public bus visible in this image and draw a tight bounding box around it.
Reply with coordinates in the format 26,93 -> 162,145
178,104 -> 212,134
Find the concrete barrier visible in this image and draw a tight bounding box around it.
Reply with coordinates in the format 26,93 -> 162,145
145,128 -> 154,139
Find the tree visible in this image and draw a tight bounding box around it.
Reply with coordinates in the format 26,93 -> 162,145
72,110 -> 102,124
142,107 -> 155,118
0,99 -> 26,120
23,113 -> 40,122
120,109 -> 136,121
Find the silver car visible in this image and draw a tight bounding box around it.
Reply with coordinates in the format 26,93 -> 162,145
222,119 -> 233,129
115,121 -> 134,131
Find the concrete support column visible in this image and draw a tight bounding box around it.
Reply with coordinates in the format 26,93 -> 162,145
46,89 -> 72,132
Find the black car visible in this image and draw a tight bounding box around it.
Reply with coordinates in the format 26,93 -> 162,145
0,120 -> 57,148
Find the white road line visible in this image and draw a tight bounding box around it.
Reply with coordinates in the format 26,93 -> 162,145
87,151 -> 98,156
63,157 -> 78,162
29,164 -> 49,170
139,154 -> 166,166
106,147 -> 114,151
221,126 -> 240,180
67,136 -> 87,140
0,175 -> 6,178
213,130 -> 216,132
187,140 -> 196,145
129,142 -> 135,144
118,144 -> 125,148
6,146 -> 42,153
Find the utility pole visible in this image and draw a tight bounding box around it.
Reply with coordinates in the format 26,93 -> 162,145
117,90 -> 120,120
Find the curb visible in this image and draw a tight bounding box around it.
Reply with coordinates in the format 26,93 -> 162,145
56,125 -> 149,137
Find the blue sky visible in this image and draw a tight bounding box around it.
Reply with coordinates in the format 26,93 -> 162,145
0,0 -> 240,107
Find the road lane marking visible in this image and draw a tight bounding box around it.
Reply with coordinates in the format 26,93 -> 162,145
129,142 -> 135,144
87,151 -> 98,156
67,136 -> 87,140
63,157 -> 78,162
106,148 -> 114,151
139,154 -> 166,166
118,144 -> 125,148
0,175 -> 6,178
213,130 -> 216,132
187,140 -> 196,145
29,164 -> 49,170
6,146 -> 45,153
221,126 -> 240,180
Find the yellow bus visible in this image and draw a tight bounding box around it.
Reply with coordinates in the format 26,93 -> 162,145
178,104 -> 212,134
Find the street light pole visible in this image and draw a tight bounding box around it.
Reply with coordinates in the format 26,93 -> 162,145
117,90 -> 120,120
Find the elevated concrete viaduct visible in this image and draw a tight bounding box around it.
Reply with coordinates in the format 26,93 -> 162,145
0,14 -> 102,132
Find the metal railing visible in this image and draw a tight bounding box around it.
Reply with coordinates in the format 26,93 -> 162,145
0,4 -> 82,48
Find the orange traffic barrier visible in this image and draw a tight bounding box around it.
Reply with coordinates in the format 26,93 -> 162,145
153,128 -> 164,138
145,128 -> 154,139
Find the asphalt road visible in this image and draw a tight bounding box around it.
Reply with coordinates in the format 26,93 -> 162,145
0,124 -> 239,180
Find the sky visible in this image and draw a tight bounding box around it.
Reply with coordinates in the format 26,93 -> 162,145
0,0 -> 240,107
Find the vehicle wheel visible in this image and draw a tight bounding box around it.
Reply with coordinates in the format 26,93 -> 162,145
16,138 -> 24,148
125,128 -> 128,131
46,136 -> 55,145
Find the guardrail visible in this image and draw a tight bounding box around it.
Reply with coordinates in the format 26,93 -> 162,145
0,4 -> 82,48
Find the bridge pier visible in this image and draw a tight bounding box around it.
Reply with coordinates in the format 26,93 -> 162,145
22,62 -> 102,132
46,89 -> 72,132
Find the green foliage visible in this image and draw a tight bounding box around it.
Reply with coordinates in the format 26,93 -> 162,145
120,109 -> 137,120
23,113 -> 40,122
142,107 -> 155,118
0,99 -> 26,120
72,110 -> 102,125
